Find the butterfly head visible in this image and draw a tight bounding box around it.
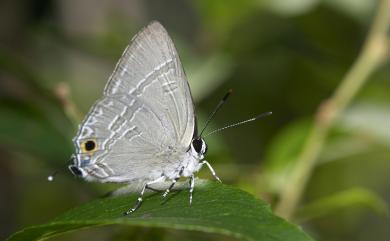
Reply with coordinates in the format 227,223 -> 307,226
191,137 -> 208,158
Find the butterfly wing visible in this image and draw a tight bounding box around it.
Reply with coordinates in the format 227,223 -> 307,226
73,22 -> 196,182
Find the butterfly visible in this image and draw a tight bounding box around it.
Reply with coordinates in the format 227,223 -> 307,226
68,21 -> 222,215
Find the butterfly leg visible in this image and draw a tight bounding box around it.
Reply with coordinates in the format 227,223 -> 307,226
200,160 -> 222,183
162,166 -> 184,198
124,175 -> 165,215
189,174 -> 195,205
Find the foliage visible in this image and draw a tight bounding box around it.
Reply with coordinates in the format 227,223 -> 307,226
7,181 -> 313,241
1,0 -> 390,240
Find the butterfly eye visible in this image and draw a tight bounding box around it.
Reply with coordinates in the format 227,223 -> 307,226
192,139 -> 202,153
192,138 -> 207,154
81,139 -> 97,152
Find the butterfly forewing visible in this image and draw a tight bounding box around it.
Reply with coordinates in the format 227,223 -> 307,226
73,22 -> 196,182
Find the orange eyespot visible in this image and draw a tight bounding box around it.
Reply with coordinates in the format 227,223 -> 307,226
81,139 -> 97,153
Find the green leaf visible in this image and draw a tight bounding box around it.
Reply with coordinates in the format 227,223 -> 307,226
7,181 -> 313,241
259,119 -> 311,194
296,187 -> 389,222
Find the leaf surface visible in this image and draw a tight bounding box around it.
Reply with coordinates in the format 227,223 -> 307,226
7,181 -> 313,241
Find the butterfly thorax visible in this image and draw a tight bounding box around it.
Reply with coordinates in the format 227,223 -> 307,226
180,137 -> 207,177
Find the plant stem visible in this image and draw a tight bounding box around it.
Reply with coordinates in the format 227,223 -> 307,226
53,82 -> 83,127
275,0 -> 390,219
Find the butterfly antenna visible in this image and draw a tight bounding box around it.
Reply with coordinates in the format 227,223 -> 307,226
204,111 -> 272,138
199,89 -> 233,138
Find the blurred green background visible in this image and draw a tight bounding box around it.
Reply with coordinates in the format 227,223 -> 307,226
1,0 -> 389,240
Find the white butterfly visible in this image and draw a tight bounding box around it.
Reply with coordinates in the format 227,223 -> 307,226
69,21 -> 221,214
